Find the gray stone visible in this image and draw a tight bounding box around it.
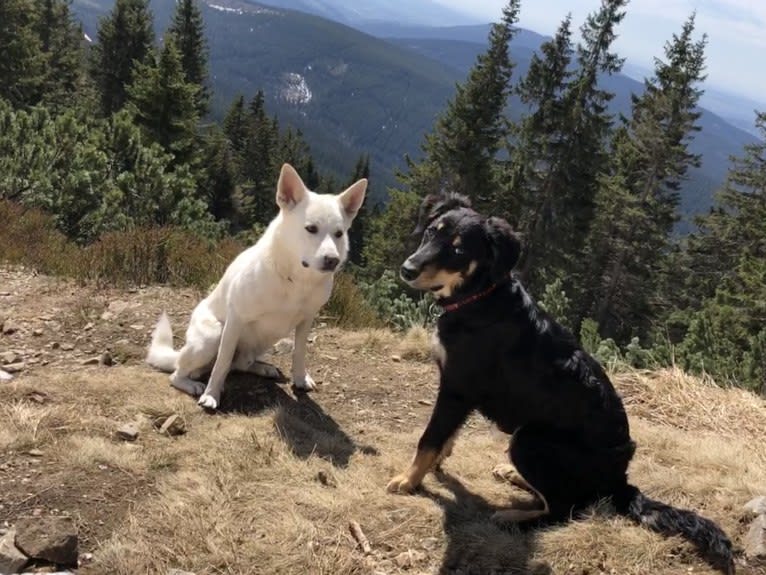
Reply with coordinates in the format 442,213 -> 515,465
116,422 -> 140,441
0,529 -> 28,574
744,496 -> 766,517
1,320 -> 18,335
1,351 -> 19,364
0,369 -> 13,382
744,514 -> 766,560
14,516 -> 78,566
3,362 -> 26,374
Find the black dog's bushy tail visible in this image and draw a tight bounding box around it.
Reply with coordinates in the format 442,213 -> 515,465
615,484 -> 735,574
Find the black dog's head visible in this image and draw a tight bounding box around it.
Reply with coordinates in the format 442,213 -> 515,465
400,193 -> 521,300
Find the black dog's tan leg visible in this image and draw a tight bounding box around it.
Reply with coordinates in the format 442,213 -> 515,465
388,390 -> 471,494
435,431 -> 459,470
387,448 -> 441,493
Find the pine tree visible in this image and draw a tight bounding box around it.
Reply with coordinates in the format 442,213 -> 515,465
199,127 -> 238,227
365,0 -> 520,280
0,0 -> 46,107
584,15 -> 707,340
35,0 -> 86,110
514,0 -> 627,295
168,0 -> 209,116
401,0 -> 520,210
90,0 -> 154,117
238,91 -> 280,226
346,154 -> 371,266
127,37 -> 200,167
502,14 -> 574,277
677,113 -> 766,392
223,95 -> 248,158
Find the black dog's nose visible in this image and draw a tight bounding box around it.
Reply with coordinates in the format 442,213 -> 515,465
323,256 -> 340,271
400,262 -> 419,281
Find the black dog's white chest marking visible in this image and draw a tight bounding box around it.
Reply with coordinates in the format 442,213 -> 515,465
431,326 -> 447,370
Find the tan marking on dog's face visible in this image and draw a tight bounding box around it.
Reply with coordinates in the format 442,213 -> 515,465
408,265 -> 465,298
452,236 -> 462,247
465,260 -> 477,277
436,221 -> 446,231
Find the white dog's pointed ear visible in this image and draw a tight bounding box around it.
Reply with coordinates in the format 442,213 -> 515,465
338,178 -> 367,219
276,163 -> 307,210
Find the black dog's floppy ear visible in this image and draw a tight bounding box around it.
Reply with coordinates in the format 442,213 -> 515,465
484,216 -> 521,281
413,192 -> 472,236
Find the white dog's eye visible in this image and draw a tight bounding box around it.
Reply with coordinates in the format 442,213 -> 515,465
334,230 -> 343,239
305,224 -> 318,234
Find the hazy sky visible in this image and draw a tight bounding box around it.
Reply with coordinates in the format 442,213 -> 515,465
437,0 -> 766,104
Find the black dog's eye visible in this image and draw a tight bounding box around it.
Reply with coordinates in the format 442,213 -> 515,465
453,246 -> 464,255
334,230 -> 343,238
305,224 -> 318,234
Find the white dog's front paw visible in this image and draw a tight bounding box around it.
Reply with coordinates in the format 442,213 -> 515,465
293,373 -> 317,391
198,393 -> 219,410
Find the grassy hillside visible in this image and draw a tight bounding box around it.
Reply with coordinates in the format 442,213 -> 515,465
1,266 -> 764,574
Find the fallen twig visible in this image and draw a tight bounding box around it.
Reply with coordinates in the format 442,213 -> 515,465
349,520 -> 371,554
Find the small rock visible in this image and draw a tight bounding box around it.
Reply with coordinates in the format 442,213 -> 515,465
50,342 -> 60,350
32,329 -> 43,337
1,320 -> 18,335
60,343 -> 75,351
116,423 -> 140,442
79,552 -> 94,565
745,514 -> 766,559
83,323 -> 94,331
82,357 -> 100,366
417,399 -> 433,406
4,362 -> 26,374
14,516 -> 78,566
167,570 -> 196,575
0,528 -> 28,574
129,324 -> 145,331
391,355 -> 402,362
27,449 -> 44,457
0,369 -> 12,382
744,496 -> 766,517
100,351 -> 114,367
1,351 -> 20,364
315,470 -> 337,488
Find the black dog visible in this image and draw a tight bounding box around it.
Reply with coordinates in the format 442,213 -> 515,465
387,193 -> 734,574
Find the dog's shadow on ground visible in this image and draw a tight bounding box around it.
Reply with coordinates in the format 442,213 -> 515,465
215,373 -> 378,468
422,471 -> 550,575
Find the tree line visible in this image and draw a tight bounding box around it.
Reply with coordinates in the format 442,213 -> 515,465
0,0 -> 762,392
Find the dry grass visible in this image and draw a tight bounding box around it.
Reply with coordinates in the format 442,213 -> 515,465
397,325 -> 433,361
2,328 -> 765,575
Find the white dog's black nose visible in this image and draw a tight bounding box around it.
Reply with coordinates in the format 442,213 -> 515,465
322,256 -> 340,271
400,262 -> 419,281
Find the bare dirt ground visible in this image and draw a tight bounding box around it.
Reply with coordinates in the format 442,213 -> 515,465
1,266 -> 765,575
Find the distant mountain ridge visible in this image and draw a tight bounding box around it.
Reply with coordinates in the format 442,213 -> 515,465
70,0 -> 761,227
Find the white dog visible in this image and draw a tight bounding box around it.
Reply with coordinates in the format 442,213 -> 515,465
146,163 -> 367,410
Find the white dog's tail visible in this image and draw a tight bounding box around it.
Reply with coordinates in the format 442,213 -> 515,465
146,312 -> 179,373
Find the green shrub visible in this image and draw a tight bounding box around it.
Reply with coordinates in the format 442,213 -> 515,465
359,270 -> 439,331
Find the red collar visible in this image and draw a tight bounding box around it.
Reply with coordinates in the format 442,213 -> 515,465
439,282 -> 499,313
